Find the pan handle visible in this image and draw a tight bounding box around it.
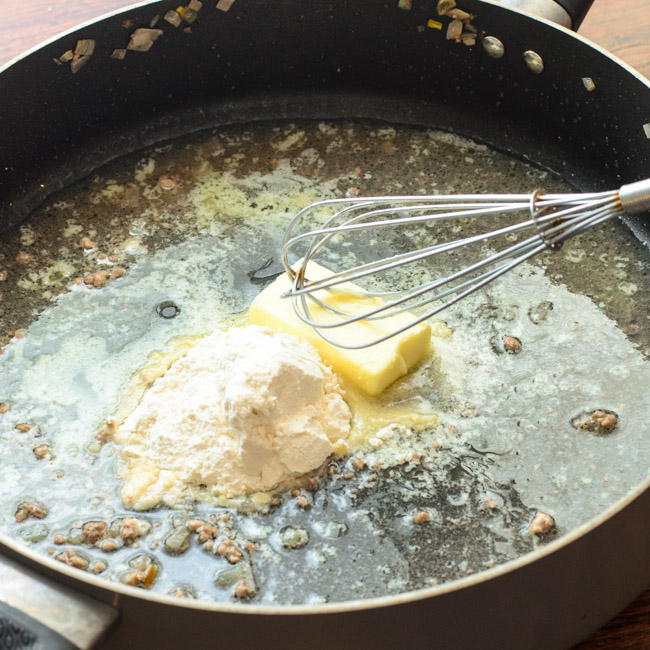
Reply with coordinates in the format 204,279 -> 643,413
497,0 -> 595,29
0,552 -> 118,649
553,0 -> 595,28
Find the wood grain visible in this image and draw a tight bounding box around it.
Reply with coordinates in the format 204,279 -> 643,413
1,1 -> 649,649
581,2 -> 650,79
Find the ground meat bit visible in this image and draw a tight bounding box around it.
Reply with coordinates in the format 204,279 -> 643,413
290,488 -> 301,498
79,236 -> 96,249
157,176 -> 178,190
216,540 -> 242,564
413,511 -> 431,524
296,496 -> 309,509
120,556 -> 158,589
196,524 -> 218,544
100,539 -> 119,553
83,270 -> 108,288
53,533 -> 66,545
187,519 -> 206,532
327,463 -> 339,476
352,459 -> 366,471
0,403 -> 9,414
0,270 -> 7,282
121,516 -> 141,541
55,549 -> 89,570
33,444 -> 52,460
529,511 -> 555,535
170,587 -> 190,598
91,561 -> 107,574
592,410 -> 617,431
16,423 -> 32,433
571,409 -> 618,433
168,586 -> 196,599
82,521 -> 108,544
122,571 -> 147,587
92,270 -> 108,286
502,335 -> 522,353
234,580 -> 253,600
15,252 -> 31,265
110,267 -> 126,279
15,502 -> 47,522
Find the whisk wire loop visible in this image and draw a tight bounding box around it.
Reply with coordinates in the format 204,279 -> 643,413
281,182 -> 649,349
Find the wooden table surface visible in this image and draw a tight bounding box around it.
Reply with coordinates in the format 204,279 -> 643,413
1,1 -> 649,649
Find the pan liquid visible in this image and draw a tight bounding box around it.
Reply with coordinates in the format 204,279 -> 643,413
1,121 -> 650,604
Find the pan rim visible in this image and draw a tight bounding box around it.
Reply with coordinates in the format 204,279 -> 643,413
2,0 -> 650,92
1,0 -> 650,620
0,0 -> 155,74
1,470 -> 648,615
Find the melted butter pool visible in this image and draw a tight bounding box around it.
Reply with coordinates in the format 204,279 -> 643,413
1,121 -> 650,604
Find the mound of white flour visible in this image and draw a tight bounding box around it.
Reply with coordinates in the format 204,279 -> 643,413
116,325 -> 351,507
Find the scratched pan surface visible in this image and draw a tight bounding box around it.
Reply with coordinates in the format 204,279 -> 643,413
1,2 -> 650,650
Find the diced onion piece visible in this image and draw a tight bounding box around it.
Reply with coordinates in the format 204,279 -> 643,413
216,0 -> 235,12
460,32 -> 476,46
448,9 -> 471,20
398,0 -> 412,10
181,8 -> 199,23
437,0 -> 456,15
582,77 -> 596,92
70,54 -> 90,74
164,10 -> 183,26
128,28 -> 163,52
75,39 -> 95,56
60,50 -> 74,62
446,18 -> 463,41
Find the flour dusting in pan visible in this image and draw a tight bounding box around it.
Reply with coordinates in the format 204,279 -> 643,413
115,325 -> 352,509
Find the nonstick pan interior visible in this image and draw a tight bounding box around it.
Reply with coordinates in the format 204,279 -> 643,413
1,116 -> 650,607
1,1 -> 650,648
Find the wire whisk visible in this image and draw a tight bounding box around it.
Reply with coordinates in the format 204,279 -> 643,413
280,178 -> 650,349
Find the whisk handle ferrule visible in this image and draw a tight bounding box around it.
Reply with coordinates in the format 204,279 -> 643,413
619,178 -> 650,215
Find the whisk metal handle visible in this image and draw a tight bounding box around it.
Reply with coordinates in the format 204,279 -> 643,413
619,178 -> 650,214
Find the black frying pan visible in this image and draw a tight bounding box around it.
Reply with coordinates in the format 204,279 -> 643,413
1,1 -> 650,649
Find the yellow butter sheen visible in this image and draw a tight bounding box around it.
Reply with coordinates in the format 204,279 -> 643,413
249,263 -> 431,395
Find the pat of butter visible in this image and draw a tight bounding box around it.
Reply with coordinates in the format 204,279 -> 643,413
249,262 -> 431,395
